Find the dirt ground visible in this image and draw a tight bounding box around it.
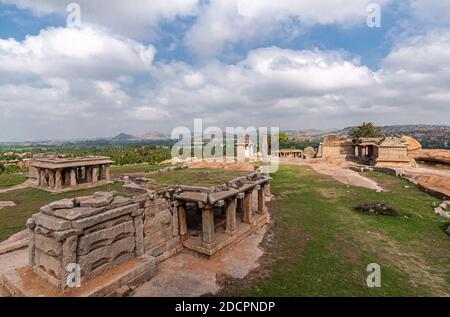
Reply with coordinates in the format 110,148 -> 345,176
279,158 -> 383,192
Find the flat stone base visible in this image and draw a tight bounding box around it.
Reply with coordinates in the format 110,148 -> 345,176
33,180 -> 114,194
0,254 -> 157,297
183,213 -> 270,257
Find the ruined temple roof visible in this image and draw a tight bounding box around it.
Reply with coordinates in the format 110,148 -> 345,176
30,156 -> 113,169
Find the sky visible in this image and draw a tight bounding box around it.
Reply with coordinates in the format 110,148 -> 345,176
0,0 -> 450,141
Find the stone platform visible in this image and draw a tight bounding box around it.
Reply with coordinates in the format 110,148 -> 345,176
1,254 -> 157,297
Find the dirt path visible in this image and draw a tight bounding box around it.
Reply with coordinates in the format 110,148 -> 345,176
0,180 -> 34,194
280,158 -> 383,192
133,227 -> 266,297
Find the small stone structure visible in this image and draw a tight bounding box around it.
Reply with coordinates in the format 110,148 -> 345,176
355,137 -> 414,167
1,171 -> 271,296
317,134 -> 355,160
27,192 -> 143,290
29,154 -> 113,192
317,134 -> 415,168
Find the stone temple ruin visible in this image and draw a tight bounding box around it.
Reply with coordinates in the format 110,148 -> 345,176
0,171 -> 271,296
28,154 -> 113,192
316,134 -> 416,167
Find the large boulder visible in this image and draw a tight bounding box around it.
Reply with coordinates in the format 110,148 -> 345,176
401,136 -> 422,152
304,147 -> 317,158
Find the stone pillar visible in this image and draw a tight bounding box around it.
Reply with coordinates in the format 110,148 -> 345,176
86,167 -> 92,183
243,190 -> 254,224
41,169 -> 48,187
70,169 -> 77,187
77,168 -> 83,180
64,170 -> 71,186
48,169 -> 55,189
104,165 -> 111,181
92,166 -> 99,183
36,168 -> 41,186
98,165 -> 103,180
55,169 -> 62,190
225,198 -> 237,236
257,185 -> 267,214
201,204 -> 215,248
178,204 -> 188,240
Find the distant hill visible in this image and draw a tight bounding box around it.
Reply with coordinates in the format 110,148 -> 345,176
111,133 -> 136,142
137,131 -> 170,140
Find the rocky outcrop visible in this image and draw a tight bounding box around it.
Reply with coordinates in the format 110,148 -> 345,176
409,149 -> 450,165
401,136 -> 423,152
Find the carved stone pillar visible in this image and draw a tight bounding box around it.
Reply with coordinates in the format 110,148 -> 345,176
178,203 -> 188,240
243,189 -> 254,224
55,169 -> 62,190
92,166 -> 99,183
225,197 -> 237,236
41,169 -> 48,187
257,185 -> 267,214
86,167 -> 92,183
104,165 -> 111,181
48,169 -> 55,189
70,169 -> 77,187
201,204 -> 215,249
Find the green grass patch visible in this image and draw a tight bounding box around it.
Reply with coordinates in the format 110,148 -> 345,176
150,168 -> 249,187
0,173 -> 27,189
226,165 -> 450,296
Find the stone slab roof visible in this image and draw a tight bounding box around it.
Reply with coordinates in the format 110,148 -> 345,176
30,156 -> 113,169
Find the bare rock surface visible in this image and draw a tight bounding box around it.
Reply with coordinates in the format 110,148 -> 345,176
0,201 -> 16,210
133,227 -> 266,297
280,158 -> 383,191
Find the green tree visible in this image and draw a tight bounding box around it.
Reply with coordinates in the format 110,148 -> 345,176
349,122 -> 384,141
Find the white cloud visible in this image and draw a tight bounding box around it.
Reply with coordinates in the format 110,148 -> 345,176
1,0 -> 199,38
185,0 -> 390,57
0,26 -> 155,80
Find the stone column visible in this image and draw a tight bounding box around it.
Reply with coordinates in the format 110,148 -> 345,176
86,167 -> 92,183
92,166 -> 99,183
77,168 -> 83,180
70,169 -> 77,187
48,169 -> 55,189
55,169 -> 62,190
41,169 -> 48,187
178,203 -> 188,240
201,204 -> 215,249
257,185 -> 267,214
36,168 -> 41,186
104,165 -> 111,181
243,189 -> 254,224
225,197 -> 237,236
98,165 -> 103,180
64,170 -> 71,186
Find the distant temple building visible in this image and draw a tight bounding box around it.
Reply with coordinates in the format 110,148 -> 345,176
29,154 -> 113,192
317,134 -> 415,167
